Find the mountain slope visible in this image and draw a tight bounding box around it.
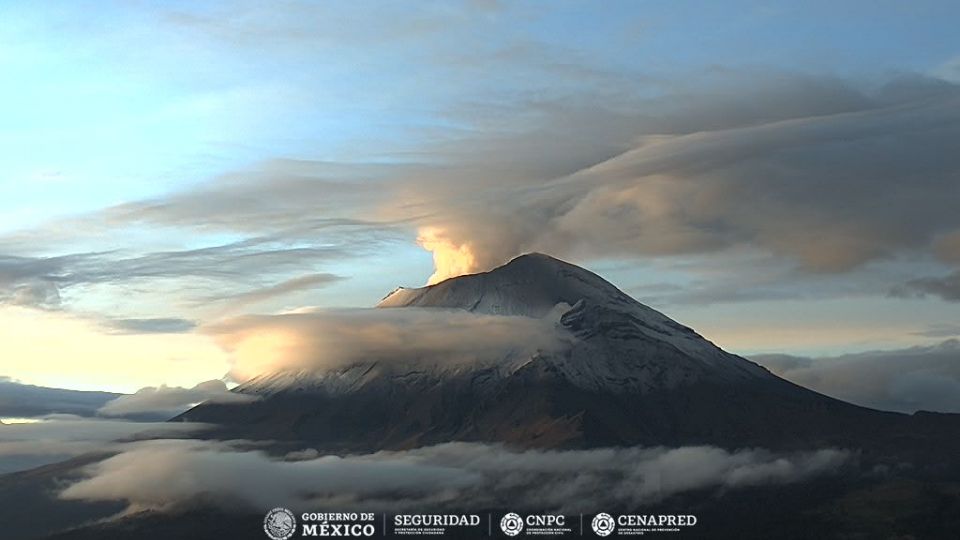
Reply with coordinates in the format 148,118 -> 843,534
179,254 -> 960,459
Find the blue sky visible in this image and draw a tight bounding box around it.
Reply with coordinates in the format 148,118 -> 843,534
1,1 -> 960,392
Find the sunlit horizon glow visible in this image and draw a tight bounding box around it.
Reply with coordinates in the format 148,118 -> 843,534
0,306 -> 229,393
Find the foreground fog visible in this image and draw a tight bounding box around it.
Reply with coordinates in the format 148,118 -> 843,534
59,439 -> 850,514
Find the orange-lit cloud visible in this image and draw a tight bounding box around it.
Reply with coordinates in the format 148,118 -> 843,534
207,325 -> 309,383
417,227 -> 480,284
205,308 -> 565,382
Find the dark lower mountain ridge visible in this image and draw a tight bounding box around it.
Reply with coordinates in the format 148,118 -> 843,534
179,355 -> 960,465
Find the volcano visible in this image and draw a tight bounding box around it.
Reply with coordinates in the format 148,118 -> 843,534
179,253 -> 960,459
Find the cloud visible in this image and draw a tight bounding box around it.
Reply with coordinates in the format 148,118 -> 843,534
98,380 -> 257,420
0,254 -> 71,308
0,416 -> 206,474
102,72 -> 959,296
201,273 -> 346,310
0,217 -> 392,312
59,440 -> 849,513
0,377 -> 118,418
935,55 -> 960,83
3,72 -> 958,316
104,318 -> 197,334
893,271 -> 960,302
204,308 -> 566,382
1,71 -> 956,315
411,77 -> 960,280
753,339 -> 960,413
98,161 -> 399,234
913,324 -> 960,338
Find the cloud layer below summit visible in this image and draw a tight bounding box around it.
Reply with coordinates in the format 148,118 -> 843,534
206,308 -> 565,382
60,440 -> 850,513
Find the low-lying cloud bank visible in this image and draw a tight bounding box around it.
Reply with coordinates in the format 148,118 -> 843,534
205,308 -> 566,382
98,380 -> 257,420
60,440 -> 849,513
753,339 -> 960,413
0,416 -> 207,474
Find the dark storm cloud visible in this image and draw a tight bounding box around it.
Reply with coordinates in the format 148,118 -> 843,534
753,339 -> 960,413
59,440 -> 849,513
0,377 -> 119,418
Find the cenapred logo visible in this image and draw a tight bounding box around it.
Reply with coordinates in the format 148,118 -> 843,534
591,513 -> 615,537
500,512 -> 524,536
264,507 -> 297,540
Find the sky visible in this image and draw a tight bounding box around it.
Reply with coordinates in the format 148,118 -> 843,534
1,0 -> 960,394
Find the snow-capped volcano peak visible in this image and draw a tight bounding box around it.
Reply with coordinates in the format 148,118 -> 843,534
180,253 -> 838,451
236,253 -> 775,402
380,252 -> 652,317
378,252 -> 717,357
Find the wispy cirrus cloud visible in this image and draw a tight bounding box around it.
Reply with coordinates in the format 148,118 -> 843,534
103,318 -> 197,334
199,273 -> 346,311
19,73 -> 957,307
0,224 -> 382,312
3,71 -> 958,323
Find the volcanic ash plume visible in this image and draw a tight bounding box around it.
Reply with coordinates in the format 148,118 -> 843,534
417,227 -> 481,285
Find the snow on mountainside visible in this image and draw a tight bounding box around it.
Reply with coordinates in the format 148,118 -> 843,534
379,252 -> 660,317
379,253 -> 770,377
240,253 -> 772,397
182,253 -> 960,454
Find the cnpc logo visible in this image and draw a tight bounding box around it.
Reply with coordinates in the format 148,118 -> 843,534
500,513 -> 567,536
500,513 -> 523,536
